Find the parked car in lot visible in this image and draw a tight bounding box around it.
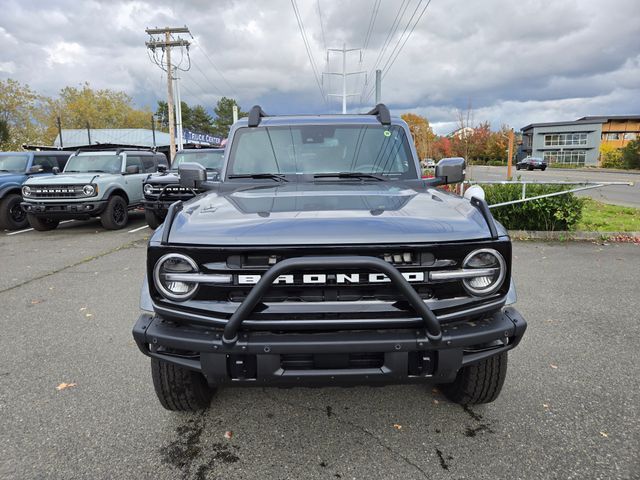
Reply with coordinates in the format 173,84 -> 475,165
0,151 -> 70,230
142,148 -> 224,229
21,149 -> 167,231
516,156 -> 547,171
132,104 -> 527,411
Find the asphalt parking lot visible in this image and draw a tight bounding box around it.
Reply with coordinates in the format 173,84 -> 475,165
1,221 -> 638,480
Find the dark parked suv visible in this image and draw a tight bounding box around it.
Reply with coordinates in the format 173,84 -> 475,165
142,148 -> 224,229
516,156 -> 547,171
0,151 -> 70,230
132,105 -> 527,411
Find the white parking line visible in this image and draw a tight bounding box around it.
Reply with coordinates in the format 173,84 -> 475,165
6,220 -> 75,236
6,227 -> 33,236
128,225 -> 149,233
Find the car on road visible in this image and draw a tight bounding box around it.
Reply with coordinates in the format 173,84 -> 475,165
0,151 -> 70,230
132,104 -> 527,411
21,149 -> 167,231
142,148 -> 224,229
516,156 -> 547,171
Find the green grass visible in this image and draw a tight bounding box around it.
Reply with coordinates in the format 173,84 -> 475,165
577,199 -> 640,232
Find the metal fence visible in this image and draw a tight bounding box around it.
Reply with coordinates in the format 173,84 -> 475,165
460,180 -> 634,208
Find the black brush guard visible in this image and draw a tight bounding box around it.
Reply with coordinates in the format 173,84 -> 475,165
221,255 -> 443,344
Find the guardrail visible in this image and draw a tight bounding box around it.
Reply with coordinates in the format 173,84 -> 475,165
461,180 -> 634,208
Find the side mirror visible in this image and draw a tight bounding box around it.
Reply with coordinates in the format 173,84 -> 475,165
52,166 -> 60,175
29,165 -> 44,174
435,157 -> 466,185
125,165 -> 140,174
157,164 -> 168,173
179,162 -> 207,189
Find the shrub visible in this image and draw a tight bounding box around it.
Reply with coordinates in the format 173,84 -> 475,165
599,143 -> 624,168
482,183 -> 585,231
621,139 -> 640,169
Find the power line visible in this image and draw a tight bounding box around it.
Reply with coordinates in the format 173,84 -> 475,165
364,0 -> 433,102
360,0 -> 410,102
361,0 -> 381,62
188,37 -> 238,98
316,0 -> 327,53
291,0 -> 328,105
378,0 -> 424,75
190,60 -> 225,97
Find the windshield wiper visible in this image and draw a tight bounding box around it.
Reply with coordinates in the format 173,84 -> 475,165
228,173 -> 289,182
314,172 -> 385,181
87,169 -> 108,173
65,170 -> 79,172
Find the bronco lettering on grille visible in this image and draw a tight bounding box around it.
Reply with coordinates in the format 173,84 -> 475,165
237,272 -> 425,285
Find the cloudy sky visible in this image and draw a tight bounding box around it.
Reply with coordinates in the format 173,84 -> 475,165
1,0 -> 639,134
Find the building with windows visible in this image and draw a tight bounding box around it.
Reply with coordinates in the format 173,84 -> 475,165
520,115 -> 640,166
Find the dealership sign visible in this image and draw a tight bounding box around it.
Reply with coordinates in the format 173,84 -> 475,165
182,129 -> 222,146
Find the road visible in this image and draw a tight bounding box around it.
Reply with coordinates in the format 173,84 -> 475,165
0,221 -> 638,479
468,166 -> 639,208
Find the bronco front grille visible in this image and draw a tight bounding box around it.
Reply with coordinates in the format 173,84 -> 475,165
28,185 -> 87,198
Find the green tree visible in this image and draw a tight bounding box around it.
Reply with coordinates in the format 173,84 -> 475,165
0,118 -> 9,148
212,97 -> 246,138
155,101 -> 214,135
621,139 -> 640,169
599,143 -> 623,168
42,83 -> 152,143
0,78 -> 45,150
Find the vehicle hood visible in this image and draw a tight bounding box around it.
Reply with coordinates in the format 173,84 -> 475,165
0,172 -> 27,186
164,182 -> 500,246
145,171 -> 180,185
23,173 -> 113,185
145,171 -> 218,186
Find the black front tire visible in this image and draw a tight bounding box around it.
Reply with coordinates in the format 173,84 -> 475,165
541,166 -> 546,171
145,209 -> 163,229
27,214 -> 59,231
0,193 -> 28,230
440,352 -> 508,405
515,165 -> 520,170
101,195 -> 129,230
151,358 -> 216,411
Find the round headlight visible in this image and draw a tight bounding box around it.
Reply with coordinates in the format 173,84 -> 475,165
462,248 -> 506,296
144,183 -> 154,195
82,184 -> 95,196
153,253 -> 199,301
22,185 -> 31,196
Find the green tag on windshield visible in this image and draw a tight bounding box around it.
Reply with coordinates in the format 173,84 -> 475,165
383,130 -> 391,137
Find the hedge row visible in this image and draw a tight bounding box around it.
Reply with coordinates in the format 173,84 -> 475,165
482,183 -> 585,231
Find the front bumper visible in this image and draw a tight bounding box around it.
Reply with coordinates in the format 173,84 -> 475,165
142,199 -> 173,216
21,200 -> 107,219
132,306 -> 526,386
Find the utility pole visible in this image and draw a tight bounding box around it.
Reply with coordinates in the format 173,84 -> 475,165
507,128 -> 515,179
56,116 -> 63,148
375,69 -> 382,104
145,26 -> 191,160
232,105 -> 238,124
323,44 -> 366,114
174,74 -> 184,151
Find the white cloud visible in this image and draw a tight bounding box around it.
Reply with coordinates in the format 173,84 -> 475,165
0,0 -> 637,131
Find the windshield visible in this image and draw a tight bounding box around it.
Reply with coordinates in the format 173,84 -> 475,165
226,124 -> 417,180
64,155 -> 122,173
173,150 -> 224,170
0,154 -> 29,172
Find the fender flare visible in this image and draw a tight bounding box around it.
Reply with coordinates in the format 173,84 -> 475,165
0,184 -> 22,200
102,185 -> 130,204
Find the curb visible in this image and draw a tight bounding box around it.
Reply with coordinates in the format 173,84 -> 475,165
509,230 -> 640,242
549,168 -> 640,175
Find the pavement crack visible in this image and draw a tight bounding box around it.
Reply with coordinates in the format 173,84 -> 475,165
262,390 -> 429,479
0,239 -> 146,295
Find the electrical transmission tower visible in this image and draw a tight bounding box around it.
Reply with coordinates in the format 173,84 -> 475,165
145,26 -> 191,159
323,45 -> 366,114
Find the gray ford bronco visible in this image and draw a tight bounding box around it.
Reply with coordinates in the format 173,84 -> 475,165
132,104 -> 527,411
21,149 -> 167,230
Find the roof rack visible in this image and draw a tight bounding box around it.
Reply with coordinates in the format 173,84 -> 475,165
248,105 -> 269,127
367,103 -> 391,125
71,147 -> 156,156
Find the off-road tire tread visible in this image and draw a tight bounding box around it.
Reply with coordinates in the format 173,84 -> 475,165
0,193 -> 28,230
144,209 -> 163,229
26,213 -> 59,231
101,195 -> 128,230
151,358 -> 215,411
441,352 -> 508,405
